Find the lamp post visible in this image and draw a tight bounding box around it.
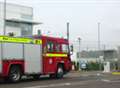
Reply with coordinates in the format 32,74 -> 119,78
78,37 -> 81,56
98,22 -> 100,52
3,0 -> 6,35
67,22 -> 70,54
78,37 -> 81,70
98,22 -> 102,71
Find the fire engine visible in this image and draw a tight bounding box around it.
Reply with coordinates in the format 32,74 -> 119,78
0,35 -> 72,82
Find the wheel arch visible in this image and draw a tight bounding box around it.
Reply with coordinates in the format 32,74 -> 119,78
9,64 -> 24,75
57,63 -> 65,72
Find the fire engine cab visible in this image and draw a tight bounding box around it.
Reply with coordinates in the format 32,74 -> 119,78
0,35 -> 72,82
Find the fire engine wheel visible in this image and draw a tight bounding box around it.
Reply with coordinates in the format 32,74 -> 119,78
56,65 -> 64,79
49,74 -> 56,78
8,66 -> 22,82
33,75 -> 40,79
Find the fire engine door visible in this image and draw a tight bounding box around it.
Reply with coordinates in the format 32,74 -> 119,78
24,44 -> 42,74
0,44 -> 2,73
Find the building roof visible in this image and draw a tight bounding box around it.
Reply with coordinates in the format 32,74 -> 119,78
6,18 -> 42,25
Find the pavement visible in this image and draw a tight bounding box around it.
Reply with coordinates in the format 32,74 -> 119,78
0,71 -> 120,88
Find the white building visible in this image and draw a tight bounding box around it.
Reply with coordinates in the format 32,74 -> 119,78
0,2 -> 40,36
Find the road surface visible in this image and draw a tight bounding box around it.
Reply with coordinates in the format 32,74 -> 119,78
0,71 -> 120,88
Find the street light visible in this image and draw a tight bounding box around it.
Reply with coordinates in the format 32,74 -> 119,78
98,22 -> 100,51
98,22 -> 102,71
67,22 -> 70,54
77,37 -> 81,70
78,37 -> 81,57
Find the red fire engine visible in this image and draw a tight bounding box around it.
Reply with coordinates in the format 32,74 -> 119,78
0,35 -> 72,82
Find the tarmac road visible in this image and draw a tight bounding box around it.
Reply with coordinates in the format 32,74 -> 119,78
0,71 -> 120,88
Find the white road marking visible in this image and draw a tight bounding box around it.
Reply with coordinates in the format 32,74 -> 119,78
101,79 -> 120,83
109,80 -> 120,83
23,81 -> 89,88
24,83 -> 72,88
101,79 -> 111,82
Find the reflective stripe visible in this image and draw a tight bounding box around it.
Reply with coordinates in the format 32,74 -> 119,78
0,36 -> 42,44
33,39 -> 42,44
46,53 -> 68,57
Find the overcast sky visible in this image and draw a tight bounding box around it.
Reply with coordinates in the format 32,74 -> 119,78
1,0 -> 120,50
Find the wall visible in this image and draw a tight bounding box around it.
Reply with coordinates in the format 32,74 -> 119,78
0,2 -> 33,36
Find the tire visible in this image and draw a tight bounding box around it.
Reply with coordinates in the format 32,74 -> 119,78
56,65 -> 64,79
49,74 -> 56,79
8,66 -> 22,82
33,75 -> 40,79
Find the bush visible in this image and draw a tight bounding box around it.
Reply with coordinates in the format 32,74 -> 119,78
86,62 -> 103,71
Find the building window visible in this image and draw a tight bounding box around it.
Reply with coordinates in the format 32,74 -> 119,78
21,24 -> 32,36
6,22 -> 20,27
6,22 -> 32,36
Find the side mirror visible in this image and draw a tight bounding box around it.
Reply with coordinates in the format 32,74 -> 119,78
70,45 -> 73,55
